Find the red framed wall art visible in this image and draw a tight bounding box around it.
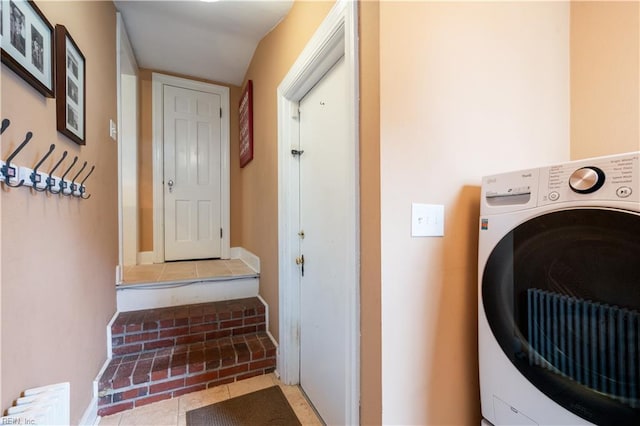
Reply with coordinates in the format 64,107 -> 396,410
239,80 -> 253,168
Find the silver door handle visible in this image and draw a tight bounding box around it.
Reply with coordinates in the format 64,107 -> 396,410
167,179 -> 174,193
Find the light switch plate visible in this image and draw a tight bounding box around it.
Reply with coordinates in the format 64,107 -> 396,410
412,203 -> 444,237
109,119 -> 117,141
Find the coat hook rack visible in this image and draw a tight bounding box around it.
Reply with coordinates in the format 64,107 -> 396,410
78,165 -> 95,199
47,151 -> 68,194
30,144 -> 56,192
2,131 -> 33,188
0,122 -> 94,200
59,156 -> 78,196
70,161 -> 87,197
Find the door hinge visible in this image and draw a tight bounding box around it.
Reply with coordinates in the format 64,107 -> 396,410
220,108 -> 222,118
291,149 -> 304,157
220,228 -> 223,238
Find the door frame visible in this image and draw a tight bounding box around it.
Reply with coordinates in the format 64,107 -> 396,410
152,73 -> 231,263
276,0 -> 359,424
116,12 -> 139,274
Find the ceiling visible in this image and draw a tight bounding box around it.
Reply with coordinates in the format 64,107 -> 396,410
114,0 -> 294,86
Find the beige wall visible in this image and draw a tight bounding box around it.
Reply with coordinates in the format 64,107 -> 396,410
379,2 -> 569,424
1,1 -> 117,422
137,70 -> 241,252
570,1 -> 640,159
359,0 -> 382,424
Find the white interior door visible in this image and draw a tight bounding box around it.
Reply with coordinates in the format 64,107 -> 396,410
163,85 -> 222,261
298,56 -> 350,425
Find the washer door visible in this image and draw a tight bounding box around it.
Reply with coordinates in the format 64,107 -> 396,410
483,208 -> 640,426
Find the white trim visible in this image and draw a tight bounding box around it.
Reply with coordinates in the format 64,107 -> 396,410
277,1 -> 360,425
116,13 -> 139,272
136,251 -> 154,265
257,294 -> 271,332
78,395 -> 98,426
115,265 -> 122,285
116,13 -> 123,272
120,73 -> 139,266
152,73 -> 231,263
105,310 -> 119,358
257,294 -> 279,378
230,246 -> 261,273
86,360 -> 112,425
84,314 -> 117,426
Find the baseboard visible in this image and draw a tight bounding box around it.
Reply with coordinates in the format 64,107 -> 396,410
106,310 -> 119,358
137,251 -> 154,265
78,395 -> 98,426
257,293 -> 280,380
257,294 -> 270,332
81,353 -> 112,426
79,310 -> 119,425
266,329 -> 278,351
85,354 -> 113,425
231,247 -> 260,273
256,295 -> 276,346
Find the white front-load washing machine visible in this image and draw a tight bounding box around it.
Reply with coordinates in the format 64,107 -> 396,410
478,152 -> 639,426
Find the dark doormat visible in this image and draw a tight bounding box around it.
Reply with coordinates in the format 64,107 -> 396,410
186,385 -> 302,426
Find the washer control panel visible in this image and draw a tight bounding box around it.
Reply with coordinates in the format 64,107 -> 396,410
538,152 -> 638,206
481,152 -> 639,215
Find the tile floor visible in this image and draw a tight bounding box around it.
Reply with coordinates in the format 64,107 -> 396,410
98,373 -> 322,425
121,260 -> 257,285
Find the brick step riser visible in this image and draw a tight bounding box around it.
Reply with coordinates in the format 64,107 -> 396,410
97,298 -> 275,417
111,315 -> 266,356
97,357 -> 276,417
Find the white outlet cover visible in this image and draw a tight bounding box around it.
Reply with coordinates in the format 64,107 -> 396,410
412,203 -> 445,237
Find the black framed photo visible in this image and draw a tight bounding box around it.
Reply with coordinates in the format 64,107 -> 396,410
55,24 -> 85,145
0,0 -> 54,97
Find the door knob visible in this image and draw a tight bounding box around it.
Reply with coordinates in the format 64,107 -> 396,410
167,179 -> 174,193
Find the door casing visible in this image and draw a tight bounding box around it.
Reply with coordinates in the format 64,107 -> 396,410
276,1 -> 359,424
116,12 -> 139,275
152,73 -> 230,263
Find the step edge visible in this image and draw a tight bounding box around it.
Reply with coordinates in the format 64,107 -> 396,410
99,332 -> 277,390
111,323 -> 268,352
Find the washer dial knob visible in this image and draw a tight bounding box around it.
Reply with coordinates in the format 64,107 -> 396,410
569,166 -> 605,194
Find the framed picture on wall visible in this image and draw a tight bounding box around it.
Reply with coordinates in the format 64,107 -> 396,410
0,0 -> 55,97
239,80 -> 253,168
55,24 -> 85,145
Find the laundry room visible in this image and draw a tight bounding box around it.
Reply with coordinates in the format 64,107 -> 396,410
375,1 -> 638,425
0,1 -> 637,425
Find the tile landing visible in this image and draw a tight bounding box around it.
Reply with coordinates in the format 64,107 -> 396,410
121,259 -> 257,286
98,373 -> 322,426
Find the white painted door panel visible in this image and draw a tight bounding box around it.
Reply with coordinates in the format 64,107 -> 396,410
164,85 -> 222,261
299,57 -> 349,426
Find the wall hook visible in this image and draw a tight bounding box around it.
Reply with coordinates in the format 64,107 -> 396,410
70,161 -> 87,197
2,131 -> 33,188
78,165 -> 95,199
47,151 -> 68,194
59,156 -> 78,196
0,119 -> 10,134
30,144 -> 56,192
